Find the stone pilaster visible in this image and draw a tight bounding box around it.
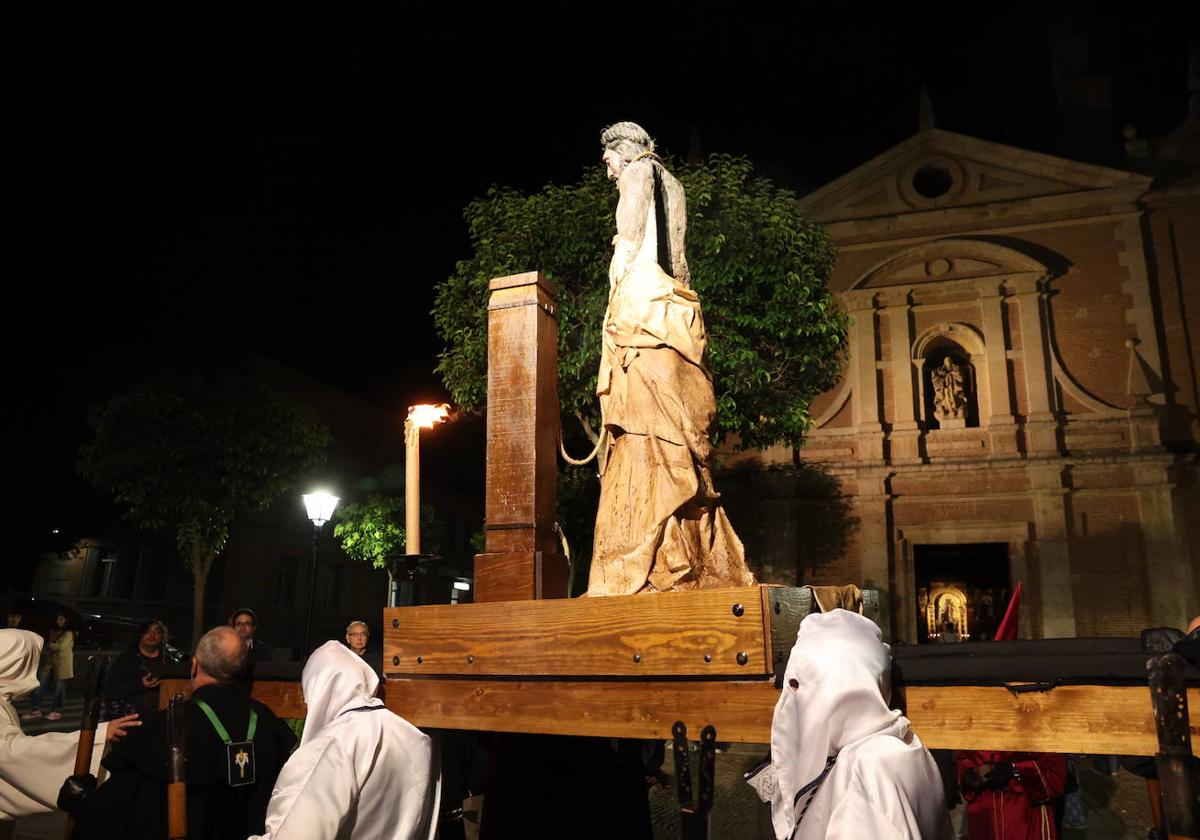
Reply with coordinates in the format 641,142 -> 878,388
879,289 -> 921,464
1029,464 -> 1076,638
855,470 -> 894,638
1009,275 -> 1060,455
845,292 -> 885,462
978,281 -> 1020,457
1133,460 -> 1195,628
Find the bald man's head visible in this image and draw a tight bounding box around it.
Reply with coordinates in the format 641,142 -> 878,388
194,625 -> 248,684
1187,615 -> 1200,636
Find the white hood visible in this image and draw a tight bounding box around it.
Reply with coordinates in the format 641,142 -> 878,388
300,640 -> 383,746
0,630 -> 43,705
0,629 -> 111,821
769,609 -> 903,839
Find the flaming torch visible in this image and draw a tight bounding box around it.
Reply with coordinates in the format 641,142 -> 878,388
404,403 -> 450,554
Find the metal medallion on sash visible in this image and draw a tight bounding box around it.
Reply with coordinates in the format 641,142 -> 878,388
194,698 -> 258,787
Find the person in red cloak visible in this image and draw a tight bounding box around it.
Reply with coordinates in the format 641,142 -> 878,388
954,583 -> 1069,839
956,751 -> 1068,839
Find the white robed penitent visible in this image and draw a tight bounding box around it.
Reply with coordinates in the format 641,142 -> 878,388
0,630 -> 108,824
251,641 -> 440,840
756,610 -> 951,840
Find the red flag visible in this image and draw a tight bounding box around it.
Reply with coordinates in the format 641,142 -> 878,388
994,581 -> 1022,641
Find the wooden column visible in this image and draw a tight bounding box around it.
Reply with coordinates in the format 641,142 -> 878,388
474,272 -> 568,602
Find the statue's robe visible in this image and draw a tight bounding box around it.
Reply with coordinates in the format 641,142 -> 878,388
588,156 -> 756,595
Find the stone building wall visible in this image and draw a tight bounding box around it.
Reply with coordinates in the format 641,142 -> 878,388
723,127 -> 1200,642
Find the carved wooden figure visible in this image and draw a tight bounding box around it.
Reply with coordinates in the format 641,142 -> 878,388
588,121 -> 756,596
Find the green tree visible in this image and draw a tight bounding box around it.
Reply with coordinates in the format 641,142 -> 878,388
333,495 -> 443,603
334,495 -> 408,570
433,154 -> 847,451
79,373 -> 331,645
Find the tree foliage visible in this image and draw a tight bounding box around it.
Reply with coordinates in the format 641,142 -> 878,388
79,373 -> 331,644
433,154 -> 847,451
333,494 -> 442,570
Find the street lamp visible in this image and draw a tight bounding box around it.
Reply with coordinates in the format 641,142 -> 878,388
404,404 -> 449,555
301,490 -> 339,657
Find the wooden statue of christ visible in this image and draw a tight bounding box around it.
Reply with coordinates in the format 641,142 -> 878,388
587,122 -> 756,595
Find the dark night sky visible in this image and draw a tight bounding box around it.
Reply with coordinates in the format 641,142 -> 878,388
5,13 -> 1195,554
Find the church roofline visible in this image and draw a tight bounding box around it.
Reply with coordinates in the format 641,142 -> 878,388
798,128 -> 1153,220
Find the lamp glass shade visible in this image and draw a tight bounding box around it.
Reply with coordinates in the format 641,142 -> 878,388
303,491 -> 340,527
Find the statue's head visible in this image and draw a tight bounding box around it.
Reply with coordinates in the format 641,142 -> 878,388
601,121 -> 654,181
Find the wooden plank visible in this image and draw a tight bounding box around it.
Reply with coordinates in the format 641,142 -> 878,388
474,550 -> 567,603
903,684 -> 1200,756
381,678 -> 1200,756
384,677 -> 778,743
156,674 -> 1200,756
383,586 -> 770,678
156,679 -> 307,719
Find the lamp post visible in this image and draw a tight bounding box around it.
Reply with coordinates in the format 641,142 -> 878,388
301,490 -> 339,657
404,404 -> 449,555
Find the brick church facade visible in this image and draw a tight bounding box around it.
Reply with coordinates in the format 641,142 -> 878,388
724,108 -> 1200,643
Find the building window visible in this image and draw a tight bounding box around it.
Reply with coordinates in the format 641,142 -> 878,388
276,557 -> 299,608
85,545 -> 119,598
323,566 -> 349,612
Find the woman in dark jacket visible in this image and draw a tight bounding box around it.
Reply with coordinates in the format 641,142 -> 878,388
104,619 -> 171,719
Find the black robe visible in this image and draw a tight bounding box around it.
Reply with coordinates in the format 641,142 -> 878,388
74,683 -> 296,840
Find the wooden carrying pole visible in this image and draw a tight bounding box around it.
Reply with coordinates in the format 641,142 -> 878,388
167,692 -> 187,840
64,656 -> 108,840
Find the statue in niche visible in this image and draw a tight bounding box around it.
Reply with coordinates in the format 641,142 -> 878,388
930,355 -> 968,427
925,584 -> 969,640
586,122 -> 756,595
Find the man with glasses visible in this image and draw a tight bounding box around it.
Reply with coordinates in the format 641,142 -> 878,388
345,621 -> 369,658
230,609 -> 275,664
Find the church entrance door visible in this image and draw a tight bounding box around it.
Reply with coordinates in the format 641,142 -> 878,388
913,542 -> 1010,643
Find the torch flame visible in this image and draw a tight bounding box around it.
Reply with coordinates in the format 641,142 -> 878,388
408,403 -> 450,429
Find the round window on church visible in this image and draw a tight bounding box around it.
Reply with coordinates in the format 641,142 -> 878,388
912,165 -> 954,199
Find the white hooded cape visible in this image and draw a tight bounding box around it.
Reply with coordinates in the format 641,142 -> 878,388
762,610 -> 949,840
251,641 -> 439,840
0,629 -> 108,821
